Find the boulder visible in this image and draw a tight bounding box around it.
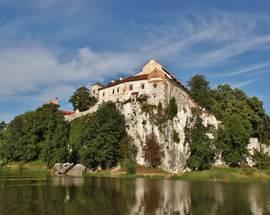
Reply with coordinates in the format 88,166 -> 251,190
51,163 -> 74,175
51,163 -> 86,176
66,164 -> 86,177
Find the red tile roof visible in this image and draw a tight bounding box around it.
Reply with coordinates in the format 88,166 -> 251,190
99,74 -> 149,90
60,110 -> 75,116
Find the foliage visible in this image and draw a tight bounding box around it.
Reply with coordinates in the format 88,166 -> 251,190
143,133 -> 163,168
124,160 -> 136,174
173,129 -> 180,143
167,97 -> 178,119
253,149 -> 270,170
186,117 -> 215,170
118,135 -> 137,163
137,94 -> 148,103
78,102 -> 126,169
0,104 -> 69,167
0,121 -> 7,132
188,75 -> 270,166
217,114 -> 251,167
69,86 -> 97,111
188,74 -> 213,111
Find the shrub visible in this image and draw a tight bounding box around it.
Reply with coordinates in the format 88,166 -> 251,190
253,149 -> 270,170
173,130 -> 180,143
124,160 -> 136,174
167,97 -> 178,119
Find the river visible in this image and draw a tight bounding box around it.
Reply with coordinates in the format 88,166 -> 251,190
0,171 -> 270,215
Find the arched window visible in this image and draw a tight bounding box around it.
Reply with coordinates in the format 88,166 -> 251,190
129,84 -> 133,91
153,83 -> 157,88
112,89 -> 115,94
103,92 -> 105,97
117,88 -> 120,93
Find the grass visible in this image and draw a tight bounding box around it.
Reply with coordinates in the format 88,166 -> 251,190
0,161 -> 50,177
173,167 -> 270,183
1,161 -> 270,183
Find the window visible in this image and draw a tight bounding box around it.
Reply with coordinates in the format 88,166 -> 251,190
112,89 -> 115,94
129,84 -> 133,91
103,92 -> 105,97
141,84 -> 145,89
117,88 -> 120,93
153,83 -> 157,88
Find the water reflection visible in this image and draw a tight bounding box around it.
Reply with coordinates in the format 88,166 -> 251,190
0,173 -> 270,215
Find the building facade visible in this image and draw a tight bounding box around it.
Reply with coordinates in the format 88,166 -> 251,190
91,59 -> 197,109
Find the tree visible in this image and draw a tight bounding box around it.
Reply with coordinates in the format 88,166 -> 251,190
143,133 -> 163,168
79,102 -> 126,169
186,117 -> 215,170
217,114 -> 251,167
188,74 -> 213,111
69,86 -> 97,111
0,121 -> 7,132
167,97 -> 178,119
0,104 -> 69,167
118,135 -> 137,164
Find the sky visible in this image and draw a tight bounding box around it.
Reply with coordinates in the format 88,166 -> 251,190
0,0 -> 270,122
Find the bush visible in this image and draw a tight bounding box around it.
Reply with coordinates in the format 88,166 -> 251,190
124,160 -> 136,174
173,130 -> 180,143
167,97 -> 178,119
253,149 -> 270,170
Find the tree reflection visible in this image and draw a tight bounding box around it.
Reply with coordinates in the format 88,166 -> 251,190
0,173 -> 270,215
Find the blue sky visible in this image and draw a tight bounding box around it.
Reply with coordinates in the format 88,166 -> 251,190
0,0 -> 270,121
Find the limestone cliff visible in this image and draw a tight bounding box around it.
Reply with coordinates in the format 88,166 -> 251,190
117,99 -> 218,173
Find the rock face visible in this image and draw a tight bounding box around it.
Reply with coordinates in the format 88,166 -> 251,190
51,163 -> 86,176
118,99 -> 218,173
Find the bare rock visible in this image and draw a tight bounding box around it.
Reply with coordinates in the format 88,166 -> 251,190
65,164 -> 86,177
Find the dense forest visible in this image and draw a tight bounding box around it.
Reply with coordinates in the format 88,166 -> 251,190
0,75 -> 269,171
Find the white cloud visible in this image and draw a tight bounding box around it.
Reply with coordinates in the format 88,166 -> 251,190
210,62 -> 270,77
1,9 -> 270,119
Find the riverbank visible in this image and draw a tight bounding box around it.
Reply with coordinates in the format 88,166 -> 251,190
1,162 -> 270,183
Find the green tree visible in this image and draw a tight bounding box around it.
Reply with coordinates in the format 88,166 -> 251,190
217,114 -> 251,167
186,117 -> 215,170
69,86 -> 97,111
188,74 -> 213,111
79,102 -> 126,169
118,135 -> 137,164
0,104 -> 69,167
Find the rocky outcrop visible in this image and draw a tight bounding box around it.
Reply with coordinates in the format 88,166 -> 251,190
51,163 -> 86,176
118,99 -> 218,173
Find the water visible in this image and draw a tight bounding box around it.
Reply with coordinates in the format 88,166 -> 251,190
0,171 -> 270,215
